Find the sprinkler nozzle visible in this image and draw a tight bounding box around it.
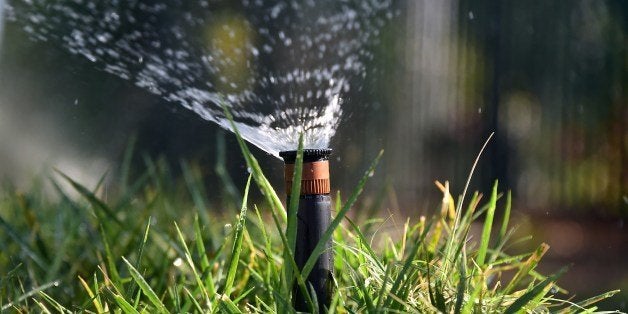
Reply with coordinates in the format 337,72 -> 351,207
279,149 -> 332,195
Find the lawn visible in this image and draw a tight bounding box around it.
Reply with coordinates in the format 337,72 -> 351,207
0,130 -> 620,313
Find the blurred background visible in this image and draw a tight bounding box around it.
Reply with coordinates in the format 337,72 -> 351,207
0,0 -> 626,309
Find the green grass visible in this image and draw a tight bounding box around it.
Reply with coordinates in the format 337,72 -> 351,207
0,132 -> 622,313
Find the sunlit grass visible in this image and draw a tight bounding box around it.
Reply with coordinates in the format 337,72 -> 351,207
0,131 -> 621,312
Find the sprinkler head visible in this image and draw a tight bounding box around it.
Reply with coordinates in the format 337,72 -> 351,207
279,149 -> 332,195
279,148 -> 334,312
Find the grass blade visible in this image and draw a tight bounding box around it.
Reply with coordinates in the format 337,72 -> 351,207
223,106 -> 286,222
32,298 -> 52,314
183,287 -> 204,313
558,289 -> 621,313
1,281 -> 59,312
98,224 -> 123,290
503,243 -> 550,294
503,267 -> 568,314
108,288 -> 140,314
223,174 -> 252,297
454,248 -> 467,314
0,215 -> 47,269
384,219 -> 434,309
174,222 -> 213,307
181,161 -> 210,214
285,134 -> 304,290
193,215 -> 216,297
122,257 -> 168,313
442,133 -> 494,277
268,200 -> 315,312
374,263 -> 391,309
461,267 -> 484,314
55,170 -> 122,226
219,294 -> 243,314
215,131 -> 241,208
233,286 -> 255,304
38,291 -> 72,313
356,274 -> 376,312
346,218 -> 384,272
302,150 -> 384,279
78,276 -> 104,313
193,215 -> 211,272
477,180 -> 498,267
498,190 -> 512,244
126,217 -> 151,297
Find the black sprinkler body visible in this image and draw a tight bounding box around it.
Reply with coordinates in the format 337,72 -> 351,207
279,148 -> 333,312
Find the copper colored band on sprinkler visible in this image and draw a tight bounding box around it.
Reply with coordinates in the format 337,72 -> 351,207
284,161 -> 330,195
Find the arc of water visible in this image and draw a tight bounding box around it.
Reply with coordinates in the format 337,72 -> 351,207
5,0 -> 396,157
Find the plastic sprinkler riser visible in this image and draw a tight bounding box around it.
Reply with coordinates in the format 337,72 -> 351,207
279,148 -> 333,312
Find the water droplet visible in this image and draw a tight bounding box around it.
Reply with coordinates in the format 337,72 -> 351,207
478,107 -> 482,114
74,99 -> 79,105
83,53 -> 97,63
96,33 -> 110,43
468,11 -> 475,20
173,257 -> 183,267
271,3 -> 284,19
246,167 -> 252,174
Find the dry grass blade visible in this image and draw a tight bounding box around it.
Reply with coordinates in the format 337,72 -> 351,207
504,243 -> 550,295
503,267 -> 568,314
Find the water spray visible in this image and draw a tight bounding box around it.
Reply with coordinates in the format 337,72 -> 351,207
6,1 -> 395,157
279,148 -> 333,312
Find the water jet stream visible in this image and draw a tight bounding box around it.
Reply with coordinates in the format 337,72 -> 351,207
5,0 -> 395,157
